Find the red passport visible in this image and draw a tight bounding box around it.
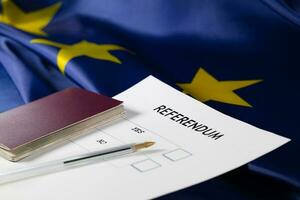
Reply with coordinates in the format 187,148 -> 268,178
0,88 -> 123,161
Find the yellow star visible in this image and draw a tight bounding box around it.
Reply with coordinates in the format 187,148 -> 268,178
31,38 -> 129,74
0,0 -> 61,35
177,68 -> 262,107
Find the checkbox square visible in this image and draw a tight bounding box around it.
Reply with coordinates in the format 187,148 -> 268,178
163,149 -> 192,161
131,159 -> 161,172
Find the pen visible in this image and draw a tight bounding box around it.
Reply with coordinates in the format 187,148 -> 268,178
0,141 -> 155,185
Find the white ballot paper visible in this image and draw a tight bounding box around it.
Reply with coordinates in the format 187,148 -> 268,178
0,76 -> 290,199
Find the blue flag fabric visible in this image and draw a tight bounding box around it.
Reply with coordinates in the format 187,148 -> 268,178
0,0 -> 299,198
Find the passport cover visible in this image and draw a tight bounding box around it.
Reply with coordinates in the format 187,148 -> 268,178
0,88 -> 122,151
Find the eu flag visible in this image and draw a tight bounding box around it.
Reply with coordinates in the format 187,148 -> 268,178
0,0 -> 299,199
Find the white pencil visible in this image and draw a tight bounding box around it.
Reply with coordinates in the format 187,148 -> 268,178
0,141 -> 155,185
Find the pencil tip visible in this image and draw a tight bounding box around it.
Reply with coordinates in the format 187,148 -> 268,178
134,141 -> 155,150
144,141 -> 155,148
